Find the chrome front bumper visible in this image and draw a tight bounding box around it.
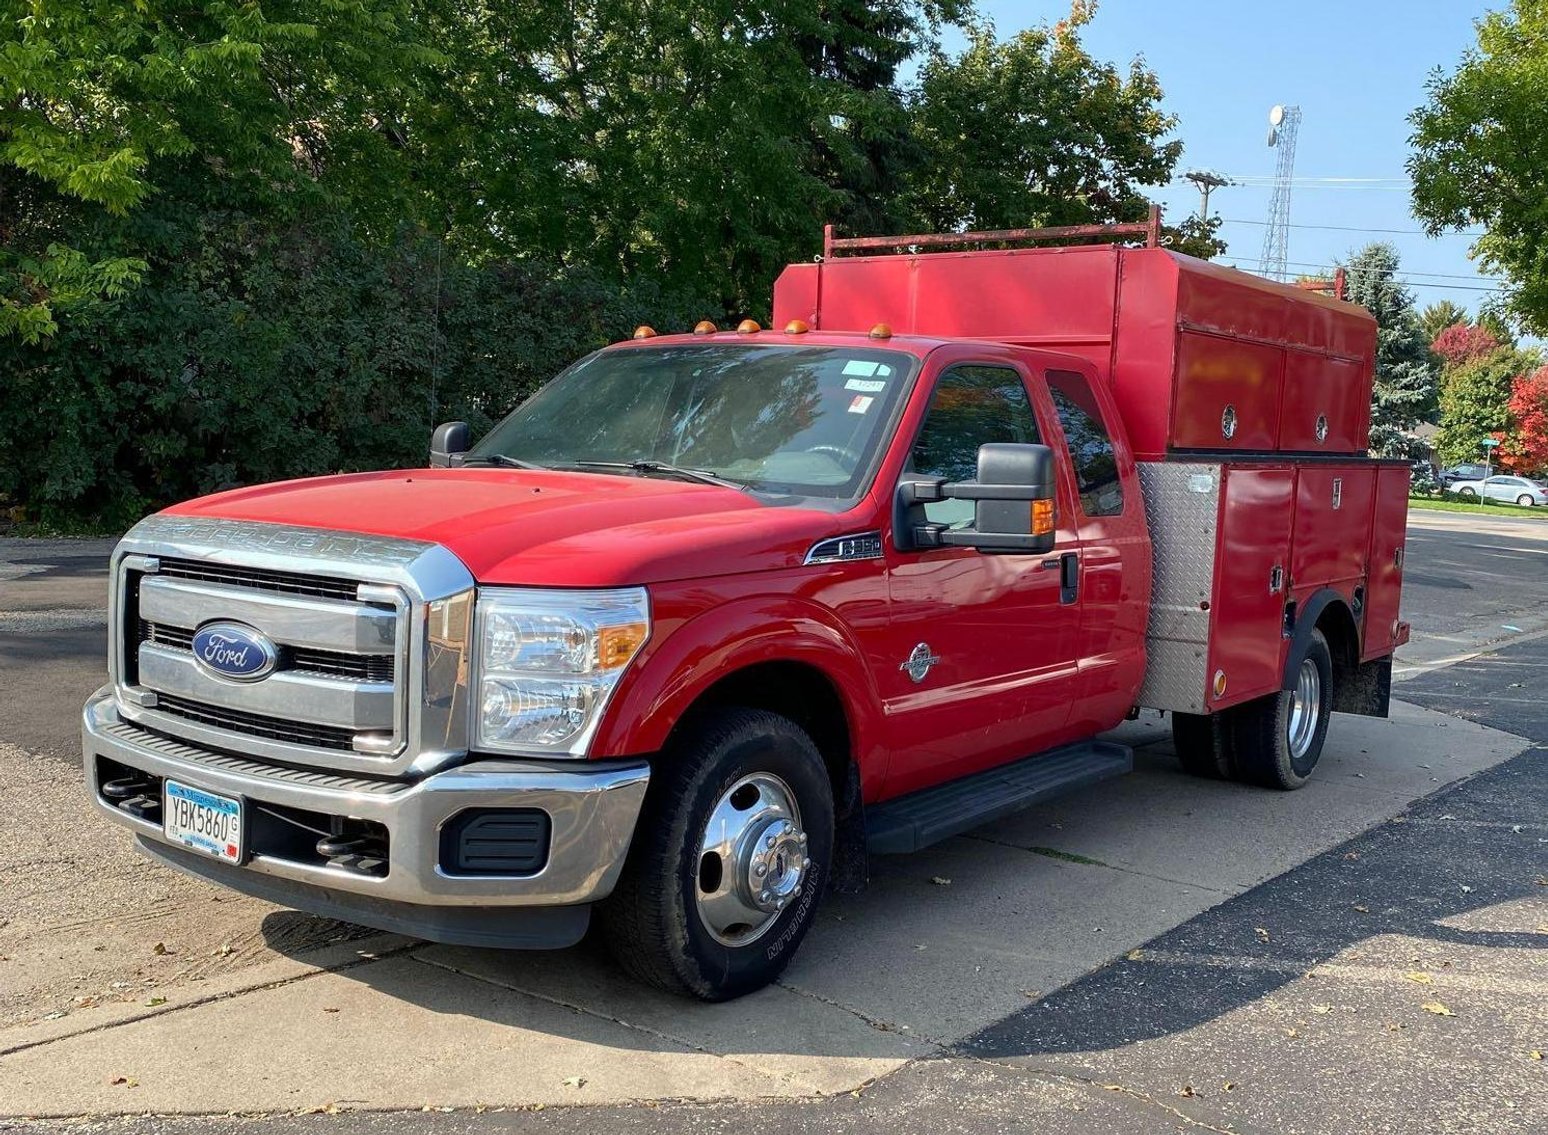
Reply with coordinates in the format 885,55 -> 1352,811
83,687 -> 650,948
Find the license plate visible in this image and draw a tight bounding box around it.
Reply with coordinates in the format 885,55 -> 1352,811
163,781 -> 244,864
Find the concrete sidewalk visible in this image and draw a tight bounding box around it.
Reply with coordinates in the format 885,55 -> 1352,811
0,700 -> 1529,1119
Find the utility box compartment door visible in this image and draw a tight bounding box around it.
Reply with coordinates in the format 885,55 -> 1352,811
1171,332 -> 1283,452
1292,465 -> 1376,588
1208,466 -> 1295,709
1362,465 -> 1410,660
1278,351 -> 1370,453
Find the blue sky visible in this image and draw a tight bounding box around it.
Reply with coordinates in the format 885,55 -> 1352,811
945,0 -> 1500,317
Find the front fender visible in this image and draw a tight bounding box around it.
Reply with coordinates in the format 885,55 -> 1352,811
589,593 -> 887,791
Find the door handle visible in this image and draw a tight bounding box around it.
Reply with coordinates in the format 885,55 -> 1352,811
1058,551 -> 1079,605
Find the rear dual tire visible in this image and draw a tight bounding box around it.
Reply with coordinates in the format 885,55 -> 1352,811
1172,629 -> 1333,791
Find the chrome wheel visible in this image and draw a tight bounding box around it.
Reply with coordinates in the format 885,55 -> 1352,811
1286,657 -> 1322,760
694,772 -> 809,947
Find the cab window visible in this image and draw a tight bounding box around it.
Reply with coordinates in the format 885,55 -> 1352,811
1047,369 -> 1124,517
909,366 -> 1040,528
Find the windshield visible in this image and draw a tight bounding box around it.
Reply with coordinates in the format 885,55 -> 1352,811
469,344 -> 917,497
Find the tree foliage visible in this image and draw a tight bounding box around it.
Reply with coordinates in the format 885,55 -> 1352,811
1409,0 -> 1548,335
900,9 -> 1181,236
1506,365 -> 1548,473
1342,244 -> 1438,458
1432,322 -> 1501,371
1433,347 -> 1536,466
1419,300 -> 1468,344
1,0 -> 1207,524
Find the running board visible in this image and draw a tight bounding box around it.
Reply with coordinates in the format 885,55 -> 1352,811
866,741 -> 1133,854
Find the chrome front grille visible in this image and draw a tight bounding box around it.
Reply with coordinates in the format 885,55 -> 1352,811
153,693 -> 360,750
138,620 -> 395,683
110,515 -> 475,778
157,556 -> 362,601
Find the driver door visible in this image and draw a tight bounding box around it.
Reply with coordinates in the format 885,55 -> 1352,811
878,361 -> 1086,799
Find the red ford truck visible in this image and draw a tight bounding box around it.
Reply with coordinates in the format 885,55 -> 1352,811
84,217 -> 1408,1000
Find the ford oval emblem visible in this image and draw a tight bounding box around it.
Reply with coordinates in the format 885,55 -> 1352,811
191,621 -> 279,682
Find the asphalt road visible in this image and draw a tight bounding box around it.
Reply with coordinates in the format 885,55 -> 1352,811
2,513 -> 1546,1133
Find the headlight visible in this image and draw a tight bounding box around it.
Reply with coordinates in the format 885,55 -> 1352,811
474,587 -> 649,756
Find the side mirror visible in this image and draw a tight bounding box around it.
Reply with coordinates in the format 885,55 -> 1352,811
898,442 -> 1056,554
430,421 -> 470,468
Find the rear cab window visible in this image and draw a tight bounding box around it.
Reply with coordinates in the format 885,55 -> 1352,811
1046,369 -> 1125,517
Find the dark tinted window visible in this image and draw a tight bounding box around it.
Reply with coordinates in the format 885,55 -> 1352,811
1047,369 -> 1124,517
910,366 -> 1040,527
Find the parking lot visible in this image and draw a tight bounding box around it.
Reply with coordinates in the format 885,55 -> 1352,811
2,509 -> 1545,1132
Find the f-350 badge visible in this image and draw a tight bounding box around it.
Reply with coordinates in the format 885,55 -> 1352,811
900,642 -> 940,683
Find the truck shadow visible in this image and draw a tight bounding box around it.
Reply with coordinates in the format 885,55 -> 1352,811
257,741 -> 1545,1074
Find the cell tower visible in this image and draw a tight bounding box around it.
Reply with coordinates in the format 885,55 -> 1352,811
1258,104 -> 1301,281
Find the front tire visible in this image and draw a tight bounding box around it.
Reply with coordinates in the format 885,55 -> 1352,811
598,708 -> 834,1000
1518,494 -> 1534,507
1230,629 -> 1333,790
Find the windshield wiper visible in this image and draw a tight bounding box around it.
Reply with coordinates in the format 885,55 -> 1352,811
568,460 -> 747,491
461,453 -> 548,471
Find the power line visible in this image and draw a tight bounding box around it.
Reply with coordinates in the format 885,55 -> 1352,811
1215,259 -> 1505,293
1219,254 -> 1503,282
1221,218 -> 1484,238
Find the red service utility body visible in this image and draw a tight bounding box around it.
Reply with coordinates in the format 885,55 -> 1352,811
84,218 -> 1408,1001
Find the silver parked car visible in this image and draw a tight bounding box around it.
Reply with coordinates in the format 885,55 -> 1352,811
1450,474 -> 1548,506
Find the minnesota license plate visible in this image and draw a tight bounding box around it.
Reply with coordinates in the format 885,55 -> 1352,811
163,781 -> 244,864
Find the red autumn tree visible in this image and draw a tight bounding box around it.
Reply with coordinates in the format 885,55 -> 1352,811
1432,322 -> 1501,370
1506,366 -> 1548,473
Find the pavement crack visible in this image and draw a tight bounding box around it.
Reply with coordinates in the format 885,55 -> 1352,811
409,954 -> 811,1092
960,833 -> 1233,895
961,1052 -> 1245,1134
0,941 -> 426,1058
772,978 -> 951,1053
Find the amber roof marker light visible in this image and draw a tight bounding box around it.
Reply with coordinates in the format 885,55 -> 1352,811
869,323 -> 893,339
736,319 -> 762,334
693,320 -> 718,335
632,325 -> 658,339
784,319 -> 810,334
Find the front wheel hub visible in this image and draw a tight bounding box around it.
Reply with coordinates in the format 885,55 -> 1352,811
694,773 -> 809,946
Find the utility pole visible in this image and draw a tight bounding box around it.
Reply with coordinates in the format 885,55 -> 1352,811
1182,170 -> 1231,222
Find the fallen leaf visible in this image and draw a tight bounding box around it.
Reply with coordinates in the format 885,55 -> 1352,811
562,1076 -> 587,1089
1529,1050 -> 1542,1061
1310,1004 -> 1332,1014
1284,1027 -> 1299,1038
1353,905 -> 1370,913
41,1010 -> 66,1021
1177,1084 -> 1195,1098
928,876 -> 951,886
1255,927 -> 1271,943
1126,949 -> 1145,961
145,996 -> 167,1007
1404,972 -> 1433,985
1102,1084 -> 1123,1092
1422,1002 -> 1454,1017
323,1007 -> 340,1014
1222,1081 -> 1236,1092
152,942 -> 170,956
1344,852 -> 1360,860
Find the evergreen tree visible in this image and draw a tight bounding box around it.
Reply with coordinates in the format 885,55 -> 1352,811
1341,244 -> 1438,458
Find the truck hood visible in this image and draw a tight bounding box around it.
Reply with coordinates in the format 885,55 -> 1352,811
162,468 -> 850,586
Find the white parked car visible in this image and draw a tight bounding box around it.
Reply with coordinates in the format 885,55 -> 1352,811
1449,474 -> 1548,507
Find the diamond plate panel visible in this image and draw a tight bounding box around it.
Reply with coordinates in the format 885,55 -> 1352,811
1137,462 -> 1221,712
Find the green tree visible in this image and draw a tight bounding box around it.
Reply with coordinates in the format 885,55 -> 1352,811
1,0 -> 448,341
1419,300 -> 1468,343
1434,347 -> 1538,466
1341,244 -> 1438,457
899,9 -> 1182,237
1409,0 -> 1548,335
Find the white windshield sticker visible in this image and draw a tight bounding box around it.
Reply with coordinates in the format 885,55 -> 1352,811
842,360 -> 880,377
845,378 -> 887,393
847,394 -> 875,415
